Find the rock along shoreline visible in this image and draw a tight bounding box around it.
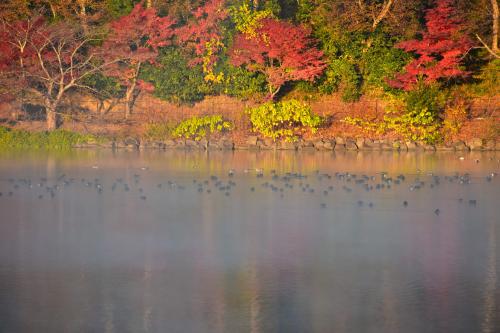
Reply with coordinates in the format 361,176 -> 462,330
72,136 -> 500,152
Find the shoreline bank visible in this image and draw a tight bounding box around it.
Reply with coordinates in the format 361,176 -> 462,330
75,136 -> 499,152
1,126 -> 498,152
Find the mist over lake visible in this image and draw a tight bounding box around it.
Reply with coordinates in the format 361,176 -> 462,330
0,150 -> 498,333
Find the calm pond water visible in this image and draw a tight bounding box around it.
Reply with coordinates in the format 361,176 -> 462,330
0,150 -> 499,333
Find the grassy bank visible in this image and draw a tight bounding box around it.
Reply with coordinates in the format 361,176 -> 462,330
0,126 -> 105,150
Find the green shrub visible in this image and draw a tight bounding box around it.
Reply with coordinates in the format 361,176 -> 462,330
0,127 -> 101,149
222,64 -> 267,99
82,72 -> 123,100
247,99 -> 322,141
319,59 -> 361,102
172,115 -> 232,140
140,48 -> 207,105
405,84 -> 445,117
471,59 -> 500,96
105,0 -> 138,17
360,33 -> 409,91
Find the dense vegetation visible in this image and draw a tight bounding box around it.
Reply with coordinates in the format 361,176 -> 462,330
0,0 -> 498,143
0,126 -> 101,149
172,115 -> 232,140
247,99 -> 322,141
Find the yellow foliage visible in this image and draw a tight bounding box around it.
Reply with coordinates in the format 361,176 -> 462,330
202,38 -> 225,83
442,100 -> 468,139
230,3 -> 273,38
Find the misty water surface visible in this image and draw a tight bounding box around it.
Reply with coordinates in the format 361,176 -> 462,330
0,150 -> 499,333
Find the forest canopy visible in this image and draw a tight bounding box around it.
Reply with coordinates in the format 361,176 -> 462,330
0,0 -> 498,133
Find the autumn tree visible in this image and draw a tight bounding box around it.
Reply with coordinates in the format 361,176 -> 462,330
0,16 -> 120,130
175,0 -> 228,83
230,18 -> 326,99
389,0 -> 472,90
102,3 -> 175,119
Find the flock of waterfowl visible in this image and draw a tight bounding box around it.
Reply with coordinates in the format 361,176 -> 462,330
0,161 -> 497,217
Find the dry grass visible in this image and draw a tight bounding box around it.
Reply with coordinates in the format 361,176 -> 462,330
1,93 -> 498,143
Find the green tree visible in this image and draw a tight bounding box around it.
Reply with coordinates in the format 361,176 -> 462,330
140,47 -> 207,105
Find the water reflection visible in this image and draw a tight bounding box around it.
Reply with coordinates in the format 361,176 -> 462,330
0,150 -> 498,333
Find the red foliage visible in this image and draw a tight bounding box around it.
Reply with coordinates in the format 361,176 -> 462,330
389,0 -> 472,90
0,32 -> 13,72
175,0 -> 228,67
0,16 -> 72,101
230,18 -> 326,98
102,3 -> 176,89
0,17 -> 44,74
136,79 -> 155,93
0,16 -> 122,128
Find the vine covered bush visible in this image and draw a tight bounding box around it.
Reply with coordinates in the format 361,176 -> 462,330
343,84 -> 446,144
172,115 -> 232,140
247,99 -> 322,141
344,108 -> 442,144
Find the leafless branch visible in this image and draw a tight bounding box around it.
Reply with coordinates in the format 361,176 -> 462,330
372,0 -> 395,30
476,34 -> 500,58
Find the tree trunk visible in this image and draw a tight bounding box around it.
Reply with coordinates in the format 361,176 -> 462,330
78,1 -> 89,35
268,84 -> 281,100
46,107 -> 57,131
492,0 -> 499,53
45,96 -> 61,131
124,63 -> 141,120
49,2 -> 57,18
124,84 -> 135,120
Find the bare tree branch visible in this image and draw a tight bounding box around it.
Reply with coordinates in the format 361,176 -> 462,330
373,0 -> 395,30
476,34 -> 500,58
491,0 -> 499,53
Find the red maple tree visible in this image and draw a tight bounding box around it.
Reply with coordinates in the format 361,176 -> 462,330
0,17 -> 44,100
175,0 -> 228,74
230,18 -> 326,99
389,0 -> 472,90
0,16 -> 118,129
103,3 -> 175,119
